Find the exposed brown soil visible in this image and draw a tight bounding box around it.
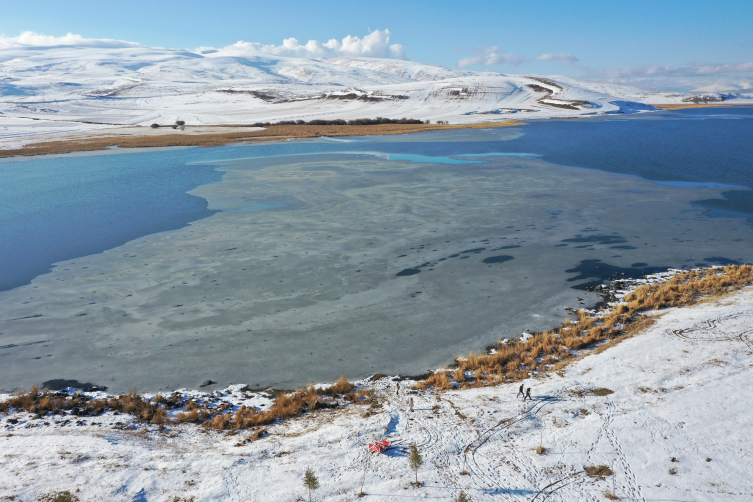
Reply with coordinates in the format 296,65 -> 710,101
584,465 -> 614,477
525,79 -> 591,110
654,103 -> 753,110
0,121 -> 523,159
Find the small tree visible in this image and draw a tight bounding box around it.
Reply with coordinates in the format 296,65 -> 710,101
456,490 -> 470,502
408,443 -> 423,485
303,467 -> 319,502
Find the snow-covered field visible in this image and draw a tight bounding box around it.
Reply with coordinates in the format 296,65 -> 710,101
2,283 -> 752,501
2,40 -> 752,149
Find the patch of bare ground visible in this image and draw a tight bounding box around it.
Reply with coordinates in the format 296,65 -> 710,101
584,465 -> 614,477
36,492 -> 79,502
653,103 -> 753,110
0,121 -> 523,158
416,264 -> 753,390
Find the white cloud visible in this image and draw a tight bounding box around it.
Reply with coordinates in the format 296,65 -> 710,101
0,30 -> 407,60
694,80 -> 753,92
689,62 -> 753,75
211,29 -> 407,60
534,53 -> 579,64
583,61 -> 753,91
457,46 -> 525,68
389,43 -> 407,60
0,31 -> 137,49
591,62 -> 753,79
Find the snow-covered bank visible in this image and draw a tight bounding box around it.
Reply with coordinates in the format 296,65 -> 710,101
2,279 -> 753,500
2,41 -> 752,150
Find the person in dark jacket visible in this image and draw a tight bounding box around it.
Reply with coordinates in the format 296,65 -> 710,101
517,384 -> 525,398
524,388 -> 532,401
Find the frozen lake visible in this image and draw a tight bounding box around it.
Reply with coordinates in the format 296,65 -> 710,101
1,108 -> 752,393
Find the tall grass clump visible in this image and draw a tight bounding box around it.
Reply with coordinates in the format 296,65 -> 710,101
0,386 -> 176,424
196,377 -> 370,432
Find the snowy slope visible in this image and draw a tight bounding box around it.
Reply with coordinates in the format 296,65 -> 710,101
1,42 -> 752,148
2,282 -> 752,501
325,56 -> 479,81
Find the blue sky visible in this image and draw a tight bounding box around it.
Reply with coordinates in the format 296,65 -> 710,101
2,0 -> 752,90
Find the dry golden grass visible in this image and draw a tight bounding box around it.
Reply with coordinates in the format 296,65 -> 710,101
197,378 -> 371,432
37,492 -> 80,502
653,103 -> 753,110
585,465 -> 614,477
0,375 -> 369,433
415,371 -> 453,391
0,121 -> 523,158
414,265 -> 753,391
0,385 -> 174,424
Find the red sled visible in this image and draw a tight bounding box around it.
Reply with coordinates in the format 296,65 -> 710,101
368,440 -> 390,453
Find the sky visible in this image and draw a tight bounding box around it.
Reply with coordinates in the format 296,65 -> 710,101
2,0 -> 752,91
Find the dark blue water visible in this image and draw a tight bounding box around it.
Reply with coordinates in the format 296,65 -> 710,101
1,107 -> 751,292
196,107 -> 753,214
193,108 -> 753,200
0,151 -> 222,291
494,108 -> 753,215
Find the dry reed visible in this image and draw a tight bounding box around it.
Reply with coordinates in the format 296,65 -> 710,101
416,265 -> 753,391
0,376 -> 370,433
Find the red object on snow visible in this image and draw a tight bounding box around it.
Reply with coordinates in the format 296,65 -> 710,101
368,440 -> 390,453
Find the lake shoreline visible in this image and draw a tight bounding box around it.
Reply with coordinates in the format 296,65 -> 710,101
4,102 -> 753,159
2,117 -> 752,395
0,120 -> 524,159
2,268 -> 752,501
653,102 -> 753,110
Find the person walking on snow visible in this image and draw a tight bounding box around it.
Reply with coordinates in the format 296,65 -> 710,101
524,388 -> 532,401
409,397 -> 414,412
396,381 -> 400,396
517,384 -> 525,398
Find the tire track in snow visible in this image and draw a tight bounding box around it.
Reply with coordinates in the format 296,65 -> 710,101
668,311 -> 753,351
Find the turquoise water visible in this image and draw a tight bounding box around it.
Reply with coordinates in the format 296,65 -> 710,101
1,107 -> 752,292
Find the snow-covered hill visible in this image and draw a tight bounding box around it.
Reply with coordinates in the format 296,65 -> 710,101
1,41 -> 751,147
